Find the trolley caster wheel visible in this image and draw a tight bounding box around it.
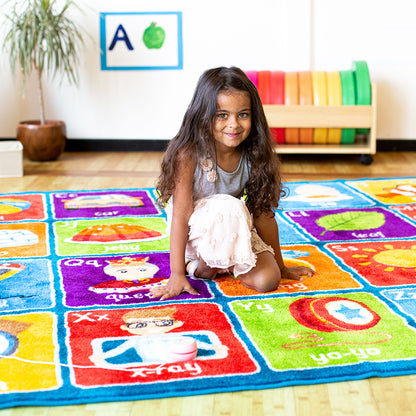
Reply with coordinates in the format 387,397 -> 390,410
360,154 -> 373,165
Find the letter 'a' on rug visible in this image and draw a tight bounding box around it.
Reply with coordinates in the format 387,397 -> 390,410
1,179 -> 416,409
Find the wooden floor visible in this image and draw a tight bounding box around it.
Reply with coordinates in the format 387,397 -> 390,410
2,150 -> 416,416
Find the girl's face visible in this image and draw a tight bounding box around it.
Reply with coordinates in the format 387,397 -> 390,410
213,89 -> 251,151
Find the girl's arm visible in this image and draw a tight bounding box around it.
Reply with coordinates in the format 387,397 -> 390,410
253,211 -> 315,281
150,152 -> 198,300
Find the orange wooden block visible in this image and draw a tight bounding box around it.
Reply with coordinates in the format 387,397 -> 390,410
298,71 -> 314,144
284,72 -> 299,144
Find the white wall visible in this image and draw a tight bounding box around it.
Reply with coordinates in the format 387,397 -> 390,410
0,0 -> 415,141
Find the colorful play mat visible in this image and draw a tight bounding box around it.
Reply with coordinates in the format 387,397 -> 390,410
1,177 -> 416,409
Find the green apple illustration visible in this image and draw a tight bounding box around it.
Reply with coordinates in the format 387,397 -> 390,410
142,22 -> 166,49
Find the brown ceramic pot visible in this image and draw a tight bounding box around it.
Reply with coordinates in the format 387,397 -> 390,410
17,120 -> 66,161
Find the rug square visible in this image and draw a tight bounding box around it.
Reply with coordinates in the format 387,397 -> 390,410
0,313 -> 61,393
280,181 -> 375,211
380,288 -> 416,321
275,213 -> 309,243
285,207 -> 416,241
0,194 -> 47,222
326,240 -> 416,287
0,259 -> 54,312
215,244 -> 361,297
391,204 -> 416,223
0,222 -> 49,258
53,217 -> 169,256
60,253 -> 213,307
346,178 -> 416,205
230,293 -> 416,371
51,189 -> 160,219
66,303 -> 258,387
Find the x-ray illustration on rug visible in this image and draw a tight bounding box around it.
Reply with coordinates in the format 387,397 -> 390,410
1,179 -> 416,409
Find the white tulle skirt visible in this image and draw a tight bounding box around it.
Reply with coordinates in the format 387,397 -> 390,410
167,194 -> 274,277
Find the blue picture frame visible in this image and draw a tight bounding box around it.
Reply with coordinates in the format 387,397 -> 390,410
100,11 -> 183,70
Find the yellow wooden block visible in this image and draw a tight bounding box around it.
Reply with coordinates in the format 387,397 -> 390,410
326,71 -> 342,143
312,71 -> 328,143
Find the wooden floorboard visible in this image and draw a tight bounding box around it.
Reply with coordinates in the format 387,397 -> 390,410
1,150 -> 416,416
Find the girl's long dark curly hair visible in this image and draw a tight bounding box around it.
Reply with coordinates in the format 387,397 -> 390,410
156,66 -> 285,216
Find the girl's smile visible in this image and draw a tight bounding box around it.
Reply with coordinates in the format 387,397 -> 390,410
213,89 -> 251,150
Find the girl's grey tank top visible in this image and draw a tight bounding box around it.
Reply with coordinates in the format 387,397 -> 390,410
193,154 -> 250,200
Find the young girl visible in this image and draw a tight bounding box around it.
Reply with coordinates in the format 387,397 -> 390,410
150,66 -> 315,301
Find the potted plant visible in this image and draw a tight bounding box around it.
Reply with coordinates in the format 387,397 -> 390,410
2,0 -> 85,161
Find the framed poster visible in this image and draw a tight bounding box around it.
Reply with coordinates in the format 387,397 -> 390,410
100,11 -> 183,70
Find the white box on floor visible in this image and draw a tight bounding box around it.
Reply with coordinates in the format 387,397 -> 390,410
0,141 -> 23,177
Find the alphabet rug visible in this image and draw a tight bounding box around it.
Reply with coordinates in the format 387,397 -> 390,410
1,178 -> 416,409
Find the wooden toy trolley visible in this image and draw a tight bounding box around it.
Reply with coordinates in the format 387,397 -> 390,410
264,83 -> 377,165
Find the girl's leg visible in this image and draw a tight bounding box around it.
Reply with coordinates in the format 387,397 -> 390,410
238,251 -> 281,293
186,195 -> 256,279
186,258 -> 218,280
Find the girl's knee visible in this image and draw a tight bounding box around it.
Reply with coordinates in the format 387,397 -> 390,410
239,264 -> 281,293
253,272 -> 281,293
249,252 -> 281,292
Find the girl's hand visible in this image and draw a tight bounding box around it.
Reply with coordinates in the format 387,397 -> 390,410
281,265 -> 315,281
149,274 -> 199,301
